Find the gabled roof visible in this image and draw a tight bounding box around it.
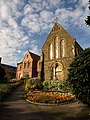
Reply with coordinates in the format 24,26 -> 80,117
17,50 -> 40,65
75,41 -> 83,50
29,51 -> 40,60
1,63 -> 16,69
50,22 -> 61,32
17,61 -> 22,65
42,22 -> 82,50
42,22 -> 71,49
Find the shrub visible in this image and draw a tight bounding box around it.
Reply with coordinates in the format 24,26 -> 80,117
25,77 -> 42,93
42,79 -> 71,92
67,48 -> 90,105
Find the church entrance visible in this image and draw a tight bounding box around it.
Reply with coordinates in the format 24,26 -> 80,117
19,73 -> 23,79
51,62 -> 63,80
23,71 -> 31,78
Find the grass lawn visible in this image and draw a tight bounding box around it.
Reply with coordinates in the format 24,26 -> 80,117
0,83 -> 18,92
0,82 -> 21,101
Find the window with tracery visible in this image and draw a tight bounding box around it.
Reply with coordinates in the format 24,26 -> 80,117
24,62 -> 26,68
20,65 -> 22,70
27,55 -> 29,58
27,61 -> 30,68
61,40 -> 65,57
55,37 -> 58,58
72,45 -> 75,56
50,43 -> 52,60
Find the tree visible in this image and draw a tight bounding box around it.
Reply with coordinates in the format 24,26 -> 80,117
85,0 -> 90,26
67,48 -> 90,105
0,66 -> 6,82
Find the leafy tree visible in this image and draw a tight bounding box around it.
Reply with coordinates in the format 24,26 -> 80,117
67,48 -> 90,105
0,66 -> 6,82
85,0 -> 90,26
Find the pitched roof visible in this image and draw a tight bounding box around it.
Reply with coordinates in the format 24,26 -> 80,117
42,22 -> 75,49
29,51 -> 40,60
42,22 -> 64,49
51,22 -> 61,32
1,63 -> 16,69
17,61 -> 22,65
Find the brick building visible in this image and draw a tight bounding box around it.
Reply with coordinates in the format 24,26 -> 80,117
16,50 -> 40,80
0,57 -> 16,80
38,22 -> 83,80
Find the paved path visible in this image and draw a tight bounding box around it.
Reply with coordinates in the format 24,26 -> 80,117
0,85 -> 90,120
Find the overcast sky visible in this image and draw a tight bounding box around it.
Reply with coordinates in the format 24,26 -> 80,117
0,0 -> 90,66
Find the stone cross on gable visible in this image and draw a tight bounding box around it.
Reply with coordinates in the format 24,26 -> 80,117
54,17 -> 59,22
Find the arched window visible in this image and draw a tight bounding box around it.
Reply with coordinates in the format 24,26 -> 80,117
27,55 -> 29,58
72,45 -> 75,56
55,37 -> 58,58
24,62 -> 26,68
61,40 -> 65,57
27,61 -> 30,68
50,43 -> 52,60
20,65 -> 22,70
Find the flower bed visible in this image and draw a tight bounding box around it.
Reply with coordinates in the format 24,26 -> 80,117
26,91 -> 76,104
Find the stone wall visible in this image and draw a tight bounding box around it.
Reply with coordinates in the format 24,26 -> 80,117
41,22 -> 83,81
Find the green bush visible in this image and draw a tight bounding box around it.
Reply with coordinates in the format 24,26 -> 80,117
67,48 -> 90,105
25,77 -> 42,93
42,79 -> 71,92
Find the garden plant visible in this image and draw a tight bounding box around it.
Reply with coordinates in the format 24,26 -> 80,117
25,78 -> 75,104
67,48 -> 90,105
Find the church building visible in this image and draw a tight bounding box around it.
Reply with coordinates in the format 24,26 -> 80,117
16,22 -> 83,81
38,22 -> 83,80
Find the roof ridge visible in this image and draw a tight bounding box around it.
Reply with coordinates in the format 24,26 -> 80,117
29,51 -> 40,57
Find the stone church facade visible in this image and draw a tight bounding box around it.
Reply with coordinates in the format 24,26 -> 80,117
38,22 -> 83,80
